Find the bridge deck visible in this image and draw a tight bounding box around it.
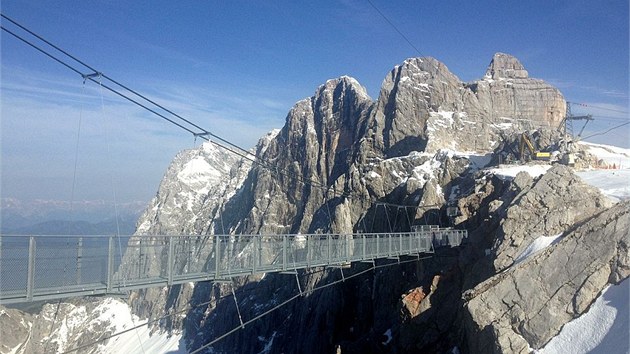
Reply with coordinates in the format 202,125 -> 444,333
0,228 -> 467,304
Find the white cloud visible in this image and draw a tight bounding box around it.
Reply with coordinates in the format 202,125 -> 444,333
548,79 -> 629,101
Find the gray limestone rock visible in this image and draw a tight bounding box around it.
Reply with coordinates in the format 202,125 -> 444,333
0,307 -> 32,354
492,165 -> 613,272
2,53 -> 575,354
485,52 -> 529,80
464,200 -> 630,352
116,53 -> 570,353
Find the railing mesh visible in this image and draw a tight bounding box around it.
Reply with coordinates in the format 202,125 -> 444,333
0,228 -> 466,304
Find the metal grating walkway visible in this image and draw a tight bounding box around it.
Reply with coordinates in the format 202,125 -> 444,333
0,228 -> 467,304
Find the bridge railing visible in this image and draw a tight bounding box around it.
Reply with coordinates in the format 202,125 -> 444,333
0,228 -> 467,304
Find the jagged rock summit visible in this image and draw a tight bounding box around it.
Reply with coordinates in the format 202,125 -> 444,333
1,53 -> 595,354
364,53 -> 565,157
115,52 -> 571,353
485,52 -> 529,79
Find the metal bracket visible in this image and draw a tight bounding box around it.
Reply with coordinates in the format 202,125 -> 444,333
81,71 -> 101,82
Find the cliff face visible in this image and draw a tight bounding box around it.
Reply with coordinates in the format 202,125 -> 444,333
364,53 -> 565,158
8,53 -> 613,354
463,198 -> 629,353
117,53 -> 574,353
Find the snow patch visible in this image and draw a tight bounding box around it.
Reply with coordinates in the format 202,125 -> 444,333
367,171 -> 381,179
494,122 -> 513,130
97,298 -> 185,354
257,331 -> 277,354
428,110 -> 455,129
487,165 -> 552,180
382,328 -> 393,345
538,277 -> 629,354
177,156 -> 220,188
512,234 -> 563,266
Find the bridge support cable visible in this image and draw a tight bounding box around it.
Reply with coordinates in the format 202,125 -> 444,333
230,282 -> 245,329
189,255 -> 434,354
295,272 -> 303,296
2,15 -> 345,201
43,79 -> 91,354
52,244 -> 439,354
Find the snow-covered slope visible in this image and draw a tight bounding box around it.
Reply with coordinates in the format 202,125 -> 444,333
0,298 -> 184,354
577,169 -> 630,202
539,277 -> 629,354
577,142 -> 630,201
134,140 -> 253,235
580,141 -> 630,168
97,298 -> 185,354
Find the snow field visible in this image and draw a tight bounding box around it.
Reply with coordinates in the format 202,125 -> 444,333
486,164 -> 552,179
537,277 -> 629,354
95,298 -> 186,354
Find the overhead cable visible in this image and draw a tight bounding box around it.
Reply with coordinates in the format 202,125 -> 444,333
3,13 -> 466,209
580,121 -> 630,140
570,102 -> 629,115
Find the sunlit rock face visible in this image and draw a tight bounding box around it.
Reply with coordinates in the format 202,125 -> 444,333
121,53 -> 570,353
3,53 -> 586,354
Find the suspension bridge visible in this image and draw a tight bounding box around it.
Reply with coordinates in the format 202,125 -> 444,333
0,227 -> 466,304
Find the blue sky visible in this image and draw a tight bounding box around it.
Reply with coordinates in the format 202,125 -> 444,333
1,0 -> 628,206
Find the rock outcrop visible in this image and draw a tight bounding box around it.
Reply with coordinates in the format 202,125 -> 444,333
120,53 -> 569,353
491,165 -> 613,272
363,53 -> 565,158
0,307 -> 32,354
0,298 -> 141,354
3,53 -> 581,354
485,52 -> 529,79
464,200 -> 629,353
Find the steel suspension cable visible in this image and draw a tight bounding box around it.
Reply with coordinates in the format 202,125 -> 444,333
60,256 -> 426,354
189,255 -> 433,353
580,121 -> 630,140
2,14 -> 492,211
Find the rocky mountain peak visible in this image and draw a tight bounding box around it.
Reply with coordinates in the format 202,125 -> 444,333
484,52 -> 529,79
399,56 -> 461,84
316,75 -> 371,102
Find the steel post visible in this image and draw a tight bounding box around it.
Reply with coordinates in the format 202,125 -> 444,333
107,236 -> 114,293
77,237 -> 83,285
362,234 -> 366,258
215,236 -> 220,278
167,237 -> 174,285
306,235 -> 311,268
327,234 -> 331,264
258,237 -> 263,270
26,236 -> 35,301
282,236 -> 287,271
230,236 -> 234,278
253,237 -> 257,274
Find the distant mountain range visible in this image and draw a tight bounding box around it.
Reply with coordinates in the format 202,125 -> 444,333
1,198 -> 145,235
